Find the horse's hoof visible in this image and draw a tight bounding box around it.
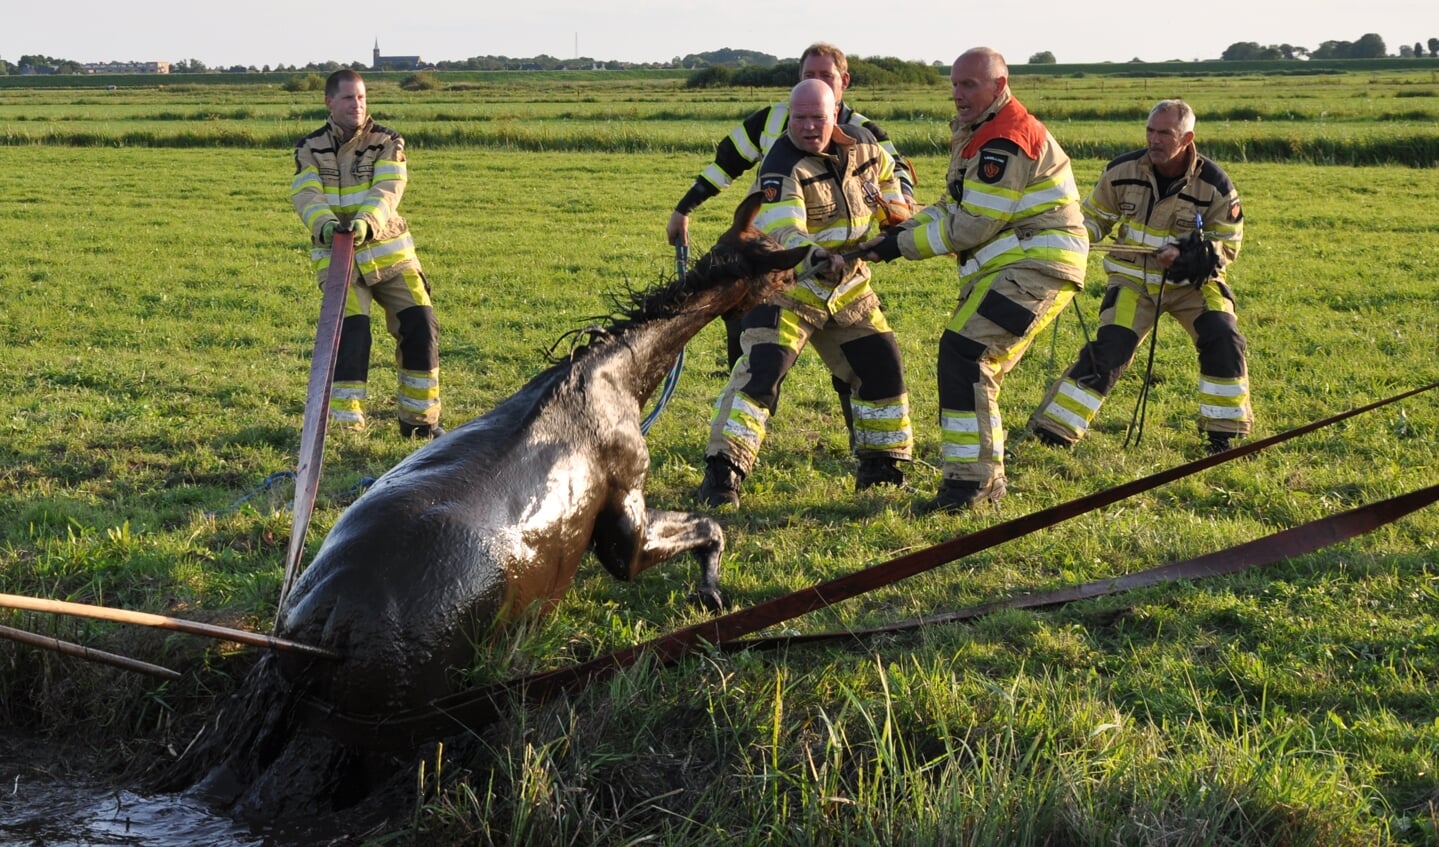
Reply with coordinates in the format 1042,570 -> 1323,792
691,588 -> 724,614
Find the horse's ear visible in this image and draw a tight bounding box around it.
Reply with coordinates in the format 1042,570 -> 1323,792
764,245 -> 811,273
728,192 -> 764,238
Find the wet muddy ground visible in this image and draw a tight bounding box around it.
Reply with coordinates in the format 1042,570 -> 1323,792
0,731 -> 380,847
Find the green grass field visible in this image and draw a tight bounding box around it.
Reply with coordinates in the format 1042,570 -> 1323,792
1,70 -> 1438,845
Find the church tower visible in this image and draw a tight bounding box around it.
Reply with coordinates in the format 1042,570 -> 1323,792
373,39 -> 380,71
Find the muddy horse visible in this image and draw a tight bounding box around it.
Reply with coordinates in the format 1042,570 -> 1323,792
164,196 -> 807,819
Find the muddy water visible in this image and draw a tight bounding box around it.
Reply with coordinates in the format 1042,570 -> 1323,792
0,732 -> 338,847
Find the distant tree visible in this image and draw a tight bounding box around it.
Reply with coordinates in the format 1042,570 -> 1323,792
1429,38 -> 1439,55
1028,51 -> 1057,64
850,56 -> 943,84
1222,41 -> 1266,60
171,58 -> 210,74
1311,39 -> 1353,59
1415,42 -> 1425,57
683,66 -> 733,89
1400,44 -> 1415,57
1353,33 -> 1387,57
1278,43 -> 1309,60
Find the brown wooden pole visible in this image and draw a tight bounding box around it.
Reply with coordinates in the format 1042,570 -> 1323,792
0,623 -> 181,681
0,593 -> 340,660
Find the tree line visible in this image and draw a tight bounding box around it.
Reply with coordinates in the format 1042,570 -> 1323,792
1220,33 -> 1439,60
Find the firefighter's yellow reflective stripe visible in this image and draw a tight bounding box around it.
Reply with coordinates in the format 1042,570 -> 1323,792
940,410 -> 981,462
961,182 -> 1022,219
329,381 -> 367,424
1041,378 -> 1102,435
760,107 -> 788,154
721,391 -> 770,456
851,397 -> 913,452
1112,284 -> 1142,330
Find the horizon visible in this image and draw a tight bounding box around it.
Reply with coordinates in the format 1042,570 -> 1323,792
4,0 -> 1431,72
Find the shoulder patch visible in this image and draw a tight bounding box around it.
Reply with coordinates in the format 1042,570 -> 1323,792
1228,200 -> 1243,223
759,175 -> 784,203
977,149 -> 1009,184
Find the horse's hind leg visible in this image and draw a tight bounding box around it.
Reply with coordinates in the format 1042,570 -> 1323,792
640,509 -> 725,611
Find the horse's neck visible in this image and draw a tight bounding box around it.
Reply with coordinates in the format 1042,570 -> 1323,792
605,308 -> 716,405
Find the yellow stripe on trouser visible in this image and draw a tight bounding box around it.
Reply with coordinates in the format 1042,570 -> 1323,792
398,368 -> 441,424
1038,377 -> 1105,438
330,381 -> 367,426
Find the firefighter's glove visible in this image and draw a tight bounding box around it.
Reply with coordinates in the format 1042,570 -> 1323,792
344,219 -> 371,244
868,229 -> 903,263
319,220 -> 338,246
1164,230 -> 1220,285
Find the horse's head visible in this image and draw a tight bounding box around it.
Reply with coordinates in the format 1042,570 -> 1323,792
694,193 -> 809,314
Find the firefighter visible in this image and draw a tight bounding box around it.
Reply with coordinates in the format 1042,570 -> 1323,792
698,78 -> 914,507
666,42 -> 917,444
863,47 -> 1089,513
1026,98 -> 1251,455
290,69 -> 443,439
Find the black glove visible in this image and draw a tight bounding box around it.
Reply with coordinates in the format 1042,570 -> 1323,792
870,229 -> 903,263
1164,230 -> 1220,285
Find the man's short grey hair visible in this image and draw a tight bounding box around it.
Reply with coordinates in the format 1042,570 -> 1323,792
1150,99 -> 1196,134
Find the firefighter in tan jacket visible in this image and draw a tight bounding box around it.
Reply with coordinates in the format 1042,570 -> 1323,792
864,48 -> 1088,513
290,69 -> 442,439
1027,99 -> 1251,455
698,78 -> 914,507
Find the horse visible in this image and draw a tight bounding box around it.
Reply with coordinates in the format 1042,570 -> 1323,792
158,195 -> 806,820
272,193 -> 807,714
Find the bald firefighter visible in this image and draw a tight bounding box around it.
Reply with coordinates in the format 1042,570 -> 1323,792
667,42 -> 917,444
698,78 -> 914,507
291,69 -> 443,439
864,47 -> 1088,512
1026,98 -> 1251,455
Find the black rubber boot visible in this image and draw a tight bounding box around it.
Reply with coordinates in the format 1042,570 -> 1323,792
698,455 -> 745,507
923,476 -> 1007,514
400,421 -> 446,440
855,456 -> 904,491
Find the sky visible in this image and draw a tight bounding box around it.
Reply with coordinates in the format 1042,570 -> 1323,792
4,0 -> 1436,70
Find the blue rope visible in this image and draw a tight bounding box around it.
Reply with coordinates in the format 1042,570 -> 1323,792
640,243 -> 691,436
208,471 -> 377,518
640,349 -> 686,435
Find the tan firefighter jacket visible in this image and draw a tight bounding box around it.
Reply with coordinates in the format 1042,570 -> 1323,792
896,89 -> 1088,287
1083,144 -> 1243,291
751,126 -> 906,327
291,116 -> 423,286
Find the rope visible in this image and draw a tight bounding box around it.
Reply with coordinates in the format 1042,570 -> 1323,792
302,380 -> 1439,750
640,350 -> 686,435
208,471 -> 375,519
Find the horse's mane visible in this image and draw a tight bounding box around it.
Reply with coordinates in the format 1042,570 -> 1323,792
547,247 -> 747,362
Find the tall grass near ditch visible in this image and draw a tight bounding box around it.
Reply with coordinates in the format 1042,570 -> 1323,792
0,80 -> 1437,844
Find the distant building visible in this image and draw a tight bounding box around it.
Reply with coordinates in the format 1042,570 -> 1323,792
372,40 -> 422,71
82,60 -> 171,74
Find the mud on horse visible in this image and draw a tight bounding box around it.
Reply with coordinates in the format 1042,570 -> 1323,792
162,195 -> 805,817
275,193 -> 806,722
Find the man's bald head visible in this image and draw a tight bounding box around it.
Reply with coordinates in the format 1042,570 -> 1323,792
787,78 -> 837,154
950,47 -> 1009,126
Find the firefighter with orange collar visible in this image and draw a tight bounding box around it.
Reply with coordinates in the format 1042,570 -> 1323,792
1026,98 -> 1251,455
864,47 -> 1088,513
697,78 -> 914,507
